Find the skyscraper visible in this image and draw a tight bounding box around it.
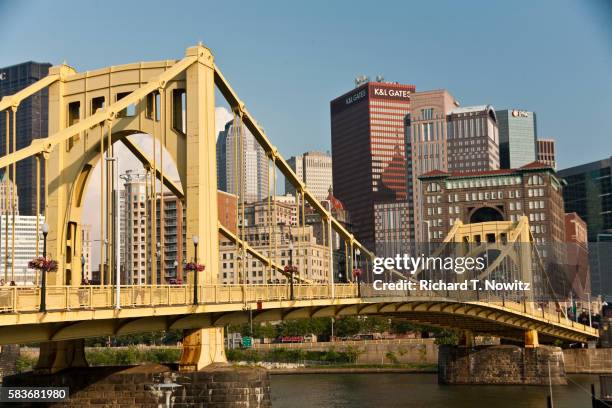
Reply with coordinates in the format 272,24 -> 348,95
446,105 -> 500,173
217,119 -> 269,203
559,157 -> 612,299
406,95 -> 500,242
537,139 -> 556,169
286,151 -> 333,201
497,109 -> 537,169
0,62 -> 52,216
405,90 -> 459,242
331,80 -> 415,249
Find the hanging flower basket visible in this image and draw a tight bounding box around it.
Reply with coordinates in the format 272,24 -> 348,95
28,257 -> 58,273
184,262 -> 205,272
284,265 -> 298,273
352,268 -> 363,278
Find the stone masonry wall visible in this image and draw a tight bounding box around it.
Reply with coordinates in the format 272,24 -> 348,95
563,348 -> 612,373
253,339 -> 438,365
438,345 -> 566,385
0,344 -> 20,382
3,364 -> 271,408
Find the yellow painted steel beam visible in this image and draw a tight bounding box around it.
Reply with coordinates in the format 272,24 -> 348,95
0,56 -> 197,170
213,67 -> 373,258
0,74 -> 60,112
119,136 -> 184,199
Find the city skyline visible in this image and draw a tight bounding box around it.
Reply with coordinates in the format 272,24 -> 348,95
1,0 -> 610,170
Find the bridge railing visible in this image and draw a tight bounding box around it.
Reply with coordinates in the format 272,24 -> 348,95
0,284 -> 595,335
0,283 -> 360,313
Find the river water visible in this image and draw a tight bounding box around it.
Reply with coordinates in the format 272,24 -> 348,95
271,373 -> 600,408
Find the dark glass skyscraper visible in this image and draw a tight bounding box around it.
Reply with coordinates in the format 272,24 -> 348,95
0,61 -> 51,215
559,157 -> 612,299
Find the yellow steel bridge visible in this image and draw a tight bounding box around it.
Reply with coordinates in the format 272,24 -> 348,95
0,45 -> 597,373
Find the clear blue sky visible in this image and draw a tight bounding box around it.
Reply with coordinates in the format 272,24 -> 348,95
1,0 -> 611,169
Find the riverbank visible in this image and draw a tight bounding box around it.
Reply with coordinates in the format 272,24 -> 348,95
13,343 -> 612,375
268,366 -> 437,375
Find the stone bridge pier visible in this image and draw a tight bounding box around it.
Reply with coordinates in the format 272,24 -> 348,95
438,329 -> 567,385
4,328 -> 273,407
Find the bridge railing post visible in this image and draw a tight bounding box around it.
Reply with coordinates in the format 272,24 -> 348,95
12,287 -> 17,312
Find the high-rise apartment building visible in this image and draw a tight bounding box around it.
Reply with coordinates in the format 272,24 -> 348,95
537,139 -> 556,169
217,119 -> 269,203
497,109 -> 537,169
559,157 -> 612,299
286,151 -> 333,201
0,214 -> 44,285
154,192 -> 185,281
121,172 -> 148,284
331,81 -> 415,249
0,62 -> 52,215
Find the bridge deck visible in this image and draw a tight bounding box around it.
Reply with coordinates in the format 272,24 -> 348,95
0,284 -> 597,345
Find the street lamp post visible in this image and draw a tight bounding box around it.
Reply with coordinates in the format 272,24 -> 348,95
355,248 -> 361,298
81,254 -> 86,284
192,235 -> 199,305
288,240 -> 294,300
173,260 -> 178,282
40,223 -> 49,313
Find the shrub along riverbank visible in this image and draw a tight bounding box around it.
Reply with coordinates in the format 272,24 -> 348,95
15,346 -> 368,372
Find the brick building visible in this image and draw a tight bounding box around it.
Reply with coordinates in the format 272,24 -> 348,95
419,162 -> 566,257
537,139 -> 556,169
564,212 -> 590,298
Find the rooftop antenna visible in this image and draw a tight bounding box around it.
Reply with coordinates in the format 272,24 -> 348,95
354,75 -> 369,87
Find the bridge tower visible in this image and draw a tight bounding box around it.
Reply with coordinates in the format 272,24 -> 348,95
39,45 -> 225,371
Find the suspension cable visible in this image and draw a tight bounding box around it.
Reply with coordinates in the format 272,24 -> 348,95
301,189 -> 306,281
10,107 -> 17,282
99,124 -> 105,286
160,87 -> 166,283
151,95 -> 157,286
3,110 -> 9,281
267,156 -> 272,284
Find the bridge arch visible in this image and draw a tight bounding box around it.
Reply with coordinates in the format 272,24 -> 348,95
43,47 -> 219,287
469,206 -> 504,223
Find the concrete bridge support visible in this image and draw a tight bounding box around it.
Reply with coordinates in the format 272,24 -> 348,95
34,339 -> 88,374
179,327 -> 227,371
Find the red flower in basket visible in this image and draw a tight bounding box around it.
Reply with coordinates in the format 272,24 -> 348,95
28,257 -> 58,273
284,265 -> 297,273
184,262 -> 205,272
352,268 -> 362,278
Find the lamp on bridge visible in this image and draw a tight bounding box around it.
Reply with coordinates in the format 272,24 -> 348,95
353,248 -> 362,298
288,240 -> 294,300
81,254 -> 86,284
40,222 -> 49,313
192,235 -> 199,305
